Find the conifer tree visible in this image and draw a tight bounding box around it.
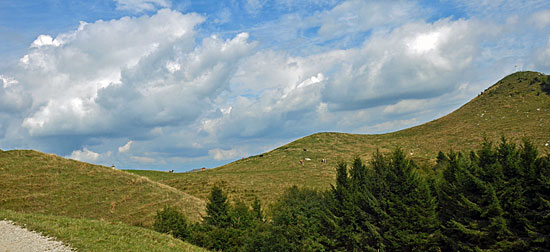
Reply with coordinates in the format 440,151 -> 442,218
330,159 -> 382,251
526,150 -> 550,249
495,138 -> 529,249
204,185 -> 231,228
438,146 -> 513,251
382,149 -> 440,251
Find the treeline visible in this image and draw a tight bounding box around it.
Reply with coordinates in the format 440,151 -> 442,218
155,138 -> 550,251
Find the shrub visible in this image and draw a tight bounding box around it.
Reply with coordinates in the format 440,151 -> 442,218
153,206 -> 189,240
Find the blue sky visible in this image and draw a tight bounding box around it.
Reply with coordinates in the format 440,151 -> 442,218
0,0 -> 549,171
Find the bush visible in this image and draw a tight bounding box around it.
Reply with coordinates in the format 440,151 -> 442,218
153,206 -> 189,240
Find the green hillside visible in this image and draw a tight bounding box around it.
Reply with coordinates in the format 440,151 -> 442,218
0,209 -> 208,252
129,71 -> 550,205
0,150 -> 205,226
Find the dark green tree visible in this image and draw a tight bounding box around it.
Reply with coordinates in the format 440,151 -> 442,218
438,146 -> 513,251
381,149 -> 440,251
204,185 -> 231,228
153,206 -> 189,240
252,186 -> 334,252
329,159 -> 382,251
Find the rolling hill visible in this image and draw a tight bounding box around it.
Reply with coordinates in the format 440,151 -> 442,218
0,150 -> 205,227
129,71 -> 550,205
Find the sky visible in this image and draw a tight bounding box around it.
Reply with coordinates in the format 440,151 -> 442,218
0,0 -> 549,171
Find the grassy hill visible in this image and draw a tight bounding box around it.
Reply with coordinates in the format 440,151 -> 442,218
129,71 -> 550,205
0,150 -> 205,227
0,209 -> 207,252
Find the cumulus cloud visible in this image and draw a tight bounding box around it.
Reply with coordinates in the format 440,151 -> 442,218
0,75 -> 18,88
1,2 -> 550,170
209,148 -> 244,161
30,35 -> 62,48
118,141 -> 133,153
0,75 -> 31,114
11,9 -> 254,145
69,147 -> 100,161
201,17 -> 496,143
114,0 -> 171,13
323,18 -> 494,111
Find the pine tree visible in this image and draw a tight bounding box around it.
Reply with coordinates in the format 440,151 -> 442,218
330,159 -> 382,251
381,149 -> 440,251
261,186 -> 333,252
526,151 -> 550,250
438,146 -> 514,251
204,185 -> 231,228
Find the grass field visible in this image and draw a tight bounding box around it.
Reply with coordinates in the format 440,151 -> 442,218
0,209 -> 207,252
129,71 -> 550,206
0,150 -> 205,226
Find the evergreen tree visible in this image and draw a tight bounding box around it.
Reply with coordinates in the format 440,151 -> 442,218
438,146 -> 513,251
330,159 -> 382,251
204,185 -> 231,228
526,152 -> 550,250
153,206 -> 190,240
495,138 -> 529,249
255,186 -> 333,252
381,149 -> 440,251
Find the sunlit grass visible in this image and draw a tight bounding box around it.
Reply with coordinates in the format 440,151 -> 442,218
0,209 -> 208,252
0,150 -> 205,226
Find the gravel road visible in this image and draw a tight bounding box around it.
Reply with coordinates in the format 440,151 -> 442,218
0,220 -> 73,252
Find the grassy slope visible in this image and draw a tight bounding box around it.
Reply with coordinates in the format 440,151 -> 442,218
0,150 -> 205,226
0,209 -> 207,252
129,72 -> 550,206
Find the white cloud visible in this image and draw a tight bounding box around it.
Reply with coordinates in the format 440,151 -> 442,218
118,141 -> 133,153
13,9 -> 254,140
383,100 -> 429,115
131,155 -> 156,163
1,2 -> 550,170
0,75 -> 31,114
311,0 -> 422,41
323,18 -> 492,111
245,0 -> 267,15
529,10 -> 550,29
0,75 -> 18,88
30,35 -> 61,48
532,38 -> 550,72
114,0 -> 171,13
209,148 -> 244,161
196,17 -> 500,144
355,118 -> 420,135
69,147 -> 100,161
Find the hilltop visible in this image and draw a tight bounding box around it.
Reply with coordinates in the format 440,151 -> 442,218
0,150 -> 205,226
130,71 -> 550,205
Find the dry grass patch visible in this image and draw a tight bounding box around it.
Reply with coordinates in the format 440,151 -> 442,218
0,150 -> 205,227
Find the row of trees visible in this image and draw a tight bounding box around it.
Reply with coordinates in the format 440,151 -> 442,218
155,138 -> 549,251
